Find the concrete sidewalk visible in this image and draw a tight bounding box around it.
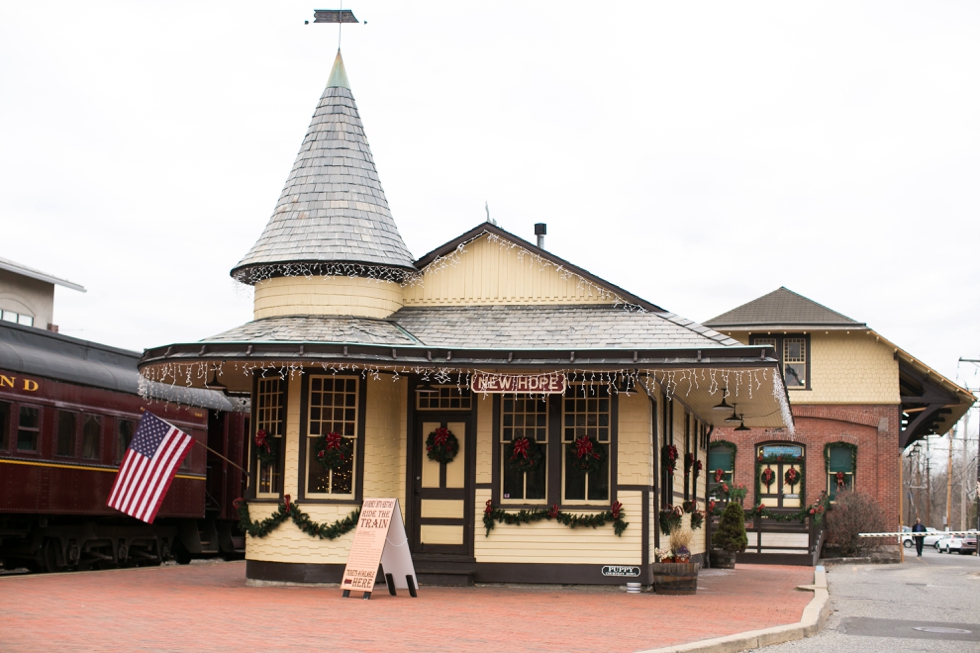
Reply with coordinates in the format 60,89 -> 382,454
1,562 -> 816,652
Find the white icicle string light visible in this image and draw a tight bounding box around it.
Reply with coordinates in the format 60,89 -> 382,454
138,360 -> 792,432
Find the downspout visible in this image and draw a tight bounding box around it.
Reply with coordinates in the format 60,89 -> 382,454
704,424 -> 714,568
641,382 -> 659,555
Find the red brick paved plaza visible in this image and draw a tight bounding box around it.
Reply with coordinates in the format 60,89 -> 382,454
1,562 -> 812,652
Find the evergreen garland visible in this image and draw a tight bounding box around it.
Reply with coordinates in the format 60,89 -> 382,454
235,497 -> 361,540
483,500 -> 627,537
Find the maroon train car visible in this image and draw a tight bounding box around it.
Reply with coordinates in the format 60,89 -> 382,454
0,321 -> 248,572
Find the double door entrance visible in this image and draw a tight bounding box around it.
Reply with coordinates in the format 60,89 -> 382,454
756,443 -> 804,509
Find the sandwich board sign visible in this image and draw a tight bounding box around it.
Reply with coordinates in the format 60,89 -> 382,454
340,498 -> 418,599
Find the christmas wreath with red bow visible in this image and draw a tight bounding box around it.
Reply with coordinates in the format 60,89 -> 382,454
426,427 -> 460,464
662,444 -> 678,477
314,432 -> 354,472
835,471 -> 846,489
567,435 -> 606,474
505,436 -> 544,472
760,466 -> 776,490
784,466 -> 801,491
254,429 -> 277,466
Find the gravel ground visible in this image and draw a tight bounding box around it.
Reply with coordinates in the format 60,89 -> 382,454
754,546 -> 980,653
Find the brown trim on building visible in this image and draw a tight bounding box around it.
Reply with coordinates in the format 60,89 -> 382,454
491,394 -> 500,503
246,560 -> 346,584
296,373 -> 366,504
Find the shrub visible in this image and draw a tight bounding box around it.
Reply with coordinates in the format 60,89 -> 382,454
825,490 -> 887,557
711,502 -> 748,553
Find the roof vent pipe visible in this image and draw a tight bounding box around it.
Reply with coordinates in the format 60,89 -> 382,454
534,223 -> 547,249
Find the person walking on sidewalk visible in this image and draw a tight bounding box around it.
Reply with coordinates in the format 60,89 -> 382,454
912,518 -> 927,557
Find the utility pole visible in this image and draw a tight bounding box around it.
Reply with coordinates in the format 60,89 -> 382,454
946,429 -> 953,531
959,358 -> 980,534
961,413 -> 969,531
926,437 -> 932,528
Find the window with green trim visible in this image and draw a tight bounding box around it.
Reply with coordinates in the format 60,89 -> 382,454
708,443 -> 735,494
827,444 -> 854,499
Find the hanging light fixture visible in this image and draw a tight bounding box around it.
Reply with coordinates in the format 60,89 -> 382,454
734,420 -> 751,432
415,381 -> 439,395
206,369 -> 228,393
724,404 -> 742,424
712,388 -> 732,411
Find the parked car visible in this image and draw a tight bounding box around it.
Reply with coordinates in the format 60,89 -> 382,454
937,534 -> 978,555
901,527 -> 942,549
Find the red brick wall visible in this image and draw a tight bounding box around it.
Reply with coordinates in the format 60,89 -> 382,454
712,404 -> 902,528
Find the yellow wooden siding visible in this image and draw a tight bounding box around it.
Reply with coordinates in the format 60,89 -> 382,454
474,489 -> 642,564
362,377 -> 407,501
617,391 -> 652,486
476,396 -> 492,485
403,234 -> 617,307
253,276 -> 404,319
246,375 -> 408,564
723,331 -> 899,404
283,375 -> 302,498
244,502 -> 357,563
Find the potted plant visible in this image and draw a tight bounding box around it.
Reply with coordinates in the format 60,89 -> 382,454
651,528 -> 700,595
710,501 -> 747,569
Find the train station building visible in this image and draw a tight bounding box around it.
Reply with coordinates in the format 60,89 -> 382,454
138,51 -> 795,586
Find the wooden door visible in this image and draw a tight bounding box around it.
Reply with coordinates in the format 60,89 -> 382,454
757,444 -> 804,509
411,417 -> 473,556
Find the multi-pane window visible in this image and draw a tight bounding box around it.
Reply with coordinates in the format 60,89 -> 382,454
17,406 -> 40,451
752,335 -> 809,389
117,419 -> 136,462
562,384 -> 610,502
255,378 -> 285,496
708,443 -> 734,496
0,401 -> 9,450
827,444 -> 855,500
307,377 -> 358,497
501,394 -> 548,502
1,310 -> 34,327
417,386 -> 472,411
56,411 -> 76,457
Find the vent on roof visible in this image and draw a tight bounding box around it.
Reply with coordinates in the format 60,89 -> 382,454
534,223 -> 547,249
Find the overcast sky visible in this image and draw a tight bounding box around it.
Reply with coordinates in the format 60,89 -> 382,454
1,1 -> 978,391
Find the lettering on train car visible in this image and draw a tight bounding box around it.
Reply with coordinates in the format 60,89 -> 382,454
0,373 -> 40,392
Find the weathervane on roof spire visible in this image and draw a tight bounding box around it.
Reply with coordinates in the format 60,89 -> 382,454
305,5 -> 360,51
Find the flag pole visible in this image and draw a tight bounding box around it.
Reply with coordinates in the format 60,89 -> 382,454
140,408 -> 247,475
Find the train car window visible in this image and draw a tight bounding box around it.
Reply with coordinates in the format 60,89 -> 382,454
17,406 -> 40,452
0,401 -> 9,451
57,411 -> 77,457
82,414 -> 101,460
117,419 -> 136,462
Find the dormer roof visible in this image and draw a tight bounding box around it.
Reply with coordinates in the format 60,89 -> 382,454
704,286 -> 865,330
231,51 -> 416,284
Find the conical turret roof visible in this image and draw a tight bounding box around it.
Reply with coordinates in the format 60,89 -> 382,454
232,51 -> 416,284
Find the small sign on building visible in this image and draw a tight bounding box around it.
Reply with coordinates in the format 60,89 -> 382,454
340,498 -> 418,599
472,372 -> 566,394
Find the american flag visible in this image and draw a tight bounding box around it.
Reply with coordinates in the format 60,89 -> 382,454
107,412 -> 194,524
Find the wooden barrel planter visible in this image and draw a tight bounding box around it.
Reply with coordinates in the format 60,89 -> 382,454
651,562 -> 700,595
710,549 -> 737,569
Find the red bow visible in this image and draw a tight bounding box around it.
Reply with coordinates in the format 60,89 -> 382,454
254,429 -> 270,453
510,437 -> 531,461
611,501 -> 622,520
714,468 -> 724,483
325,432 -> 343,450
283,494 -> 291,514
485,499 -> 493,515
836,471 -> 845,488
762,467 -> 775,486
434,428 -> 450,447
787,468 -> 798,482
548,504 -> 560,518
574,436 -> 600,460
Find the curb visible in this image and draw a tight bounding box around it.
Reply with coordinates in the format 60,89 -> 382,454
634,567 -> 830,653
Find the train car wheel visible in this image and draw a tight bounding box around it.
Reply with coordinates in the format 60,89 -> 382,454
173,543 -> 192,565
42,539 -> 63,574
